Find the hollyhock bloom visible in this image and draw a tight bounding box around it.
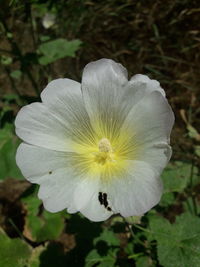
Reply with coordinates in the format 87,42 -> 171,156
15,59 -> 174,222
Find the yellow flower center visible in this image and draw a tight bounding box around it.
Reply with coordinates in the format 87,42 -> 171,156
72,125 -> 140,179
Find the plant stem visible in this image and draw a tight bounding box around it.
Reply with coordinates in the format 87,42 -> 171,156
122,217 -> 135,239
8,218 -> 25,241
189,161 -> 198,215
122,217 -> 149,247
132,223 -> 151,233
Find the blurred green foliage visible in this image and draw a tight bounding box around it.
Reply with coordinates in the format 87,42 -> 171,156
0,124 -> 22,180
0,228 -> 32,267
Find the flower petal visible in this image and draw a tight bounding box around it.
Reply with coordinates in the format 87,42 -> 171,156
119,75 -> 166,120
41,78 -> 82,116
80,192 -> 113,222
41,78 -> 96,147
81,59 -> 131,141
15,102 -> 75,151
16,143 -> 80,212
16,78 -> 96,151
73,177 -> 113,221
82,58 -> 128,118
16,143 -> 73,181
121,91 -> 174,148
107,160 -> 163,217
38,168 -> 78,212
130,74 -> 165,97
140,143 -> 172,174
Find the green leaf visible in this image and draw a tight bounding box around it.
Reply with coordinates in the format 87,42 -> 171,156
7,32 -> 13,39
135,256 -> 151,267
0,106 -> 13,121
85,228 -> 119,267
94,229 -> 120,247
37,210 -> 64,241
39,35 -> 51,42
1,55 -> 12,65
183,197 -> 200,215
3,93 -> 19,102
10,70 -> 22,80
161,161 -> 198,193
22,193 -> 65,242
159,192 -> 175,207
38,38 -> 82,65
0,228 -> 32,267
3,93 -> 22,106
0,124 -> 13,148
149,213 -> 200,267
85,248 -> 117,267
187,125 -> 200,141
0,124 -> 23,180
195,145 -> 200,157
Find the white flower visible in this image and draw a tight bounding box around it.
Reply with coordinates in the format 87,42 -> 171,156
15,59 -> 174,222
42,13 -> 56,29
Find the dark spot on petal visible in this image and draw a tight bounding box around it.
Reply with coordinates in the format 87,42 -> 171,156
104,199 -> 108,208
98,192 -> 103,205
103,193 -> 107,199
49,171 -> 52,174
103,193 -> 108,208
107,207 -> 112,211
99,192 -> 111,209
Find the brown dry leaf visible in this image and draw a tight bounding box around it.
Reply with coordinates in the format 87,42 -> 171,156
0,178 -> 30,203
57,232 -> 76,252
23,220 -> 34,242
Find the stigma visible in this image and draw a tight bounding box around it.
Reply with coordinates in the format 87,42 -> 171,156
98,138 -> 112,153
94,138 -> 114,165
